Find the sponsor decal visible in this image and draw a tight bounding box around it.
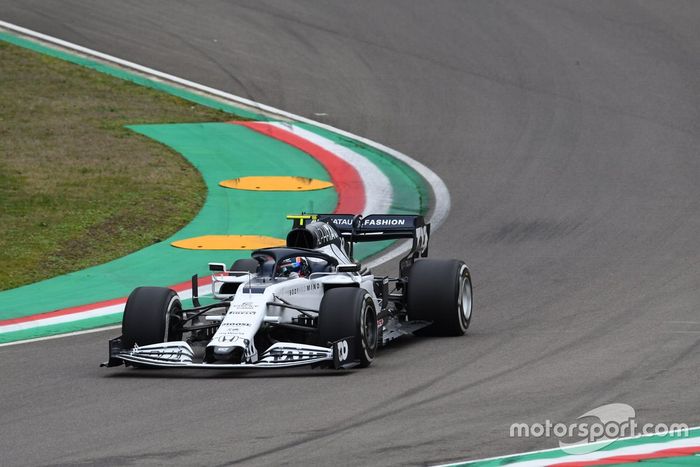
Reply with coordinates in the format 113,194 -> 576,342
266,349 -> 327,362
216,335 -> 246,344
286,282 -> 321,296
233,302 -> 255,310
336,218 -> 353,226
129,345 -> 191,362
311,222 -> 339,244
336,340 -> 349,361
324,217 -> 409,227
362,218 -> 406,226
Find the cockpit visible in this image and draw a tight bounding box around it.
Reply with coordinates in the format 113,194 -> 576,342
252,248 -> 338,280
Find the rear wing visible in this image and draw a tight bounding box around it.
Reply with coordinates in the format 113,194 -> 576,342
287,214 -> 430,273
319,213 -> 427,240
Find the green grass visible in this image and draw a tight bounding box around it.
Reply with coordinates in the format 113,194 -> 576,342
0,41 -> 236,291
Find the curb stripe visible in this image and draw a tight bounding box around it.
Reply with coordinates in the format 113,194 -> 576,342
549,445 -> 700,466
0,277 -> 213,332
234,121 -> 365,214
0,325 -> 122,347
263,122 -> 394,215
441,430 -> 700,467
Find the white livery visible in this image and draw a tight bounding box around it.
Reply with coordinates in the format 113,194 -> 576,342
103,214 -> 473,371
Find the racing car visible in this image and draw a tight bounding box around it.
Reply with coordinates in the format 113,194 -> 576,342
102,213 -> 473,370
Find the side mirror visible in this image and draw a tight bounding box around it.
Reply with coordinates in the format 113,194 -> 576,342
337,263 -> 361,273
208,262 -> 227,272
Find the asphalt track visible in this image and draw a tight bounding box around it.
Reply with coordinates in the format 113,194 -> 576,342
1,1 -> 700,466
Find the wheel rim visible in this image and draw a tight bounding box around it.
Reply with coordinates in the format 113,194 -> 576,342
362,300 -> 378,353
164,296 -> 182,342
458,268 -> 472,324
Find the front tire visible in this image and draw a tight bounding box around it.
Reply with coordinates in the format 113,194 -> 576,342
318,288 -> 378,367
407,259 -> 472,336
122,287 -> 182,348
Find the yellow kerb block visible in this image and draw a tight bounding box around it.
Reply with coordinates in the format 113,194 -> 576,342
171,235 -> 286,250
219,176 -> 333,191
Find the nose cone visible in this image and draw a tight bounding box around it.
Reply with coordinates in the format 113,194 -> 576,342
205,345 -> 244,364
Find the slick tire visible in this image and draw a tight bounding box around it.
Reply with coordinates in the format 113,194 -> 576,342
122,287 -> 182,348
407,259 -> 473,336
318,288 -> 378,368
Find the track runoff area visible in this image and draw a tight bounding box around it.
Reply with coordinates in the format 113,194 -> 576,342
3,21 -> 697,466
0,23 -> 444,345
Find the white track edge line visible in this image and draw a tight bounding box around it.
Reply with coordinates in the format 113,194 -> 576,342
0,326 -> 121,348
0,284 -> 213,335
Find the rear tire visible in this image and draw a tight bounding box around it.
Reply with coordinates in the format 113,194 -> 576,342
318,288 -> 378,367
122,287 -> 182,348
407,259 -> 472,336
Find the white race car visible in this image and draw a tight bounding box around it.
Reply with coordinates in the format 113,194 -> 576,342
102,214 -> 473,370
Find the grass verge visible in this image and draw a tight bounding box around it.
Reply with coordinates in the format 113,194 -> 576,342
0,40 -> 235,291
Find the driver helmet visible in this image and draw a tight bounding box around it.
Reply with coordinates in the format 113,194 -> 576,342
279,256 -> 311,278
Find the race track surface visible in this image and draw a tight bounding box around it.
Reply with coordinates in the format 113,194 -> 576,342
2,1 -> 700,465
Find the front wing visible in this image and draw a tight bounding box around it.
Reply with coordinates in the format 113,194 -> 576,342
102,338 -> 358,370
